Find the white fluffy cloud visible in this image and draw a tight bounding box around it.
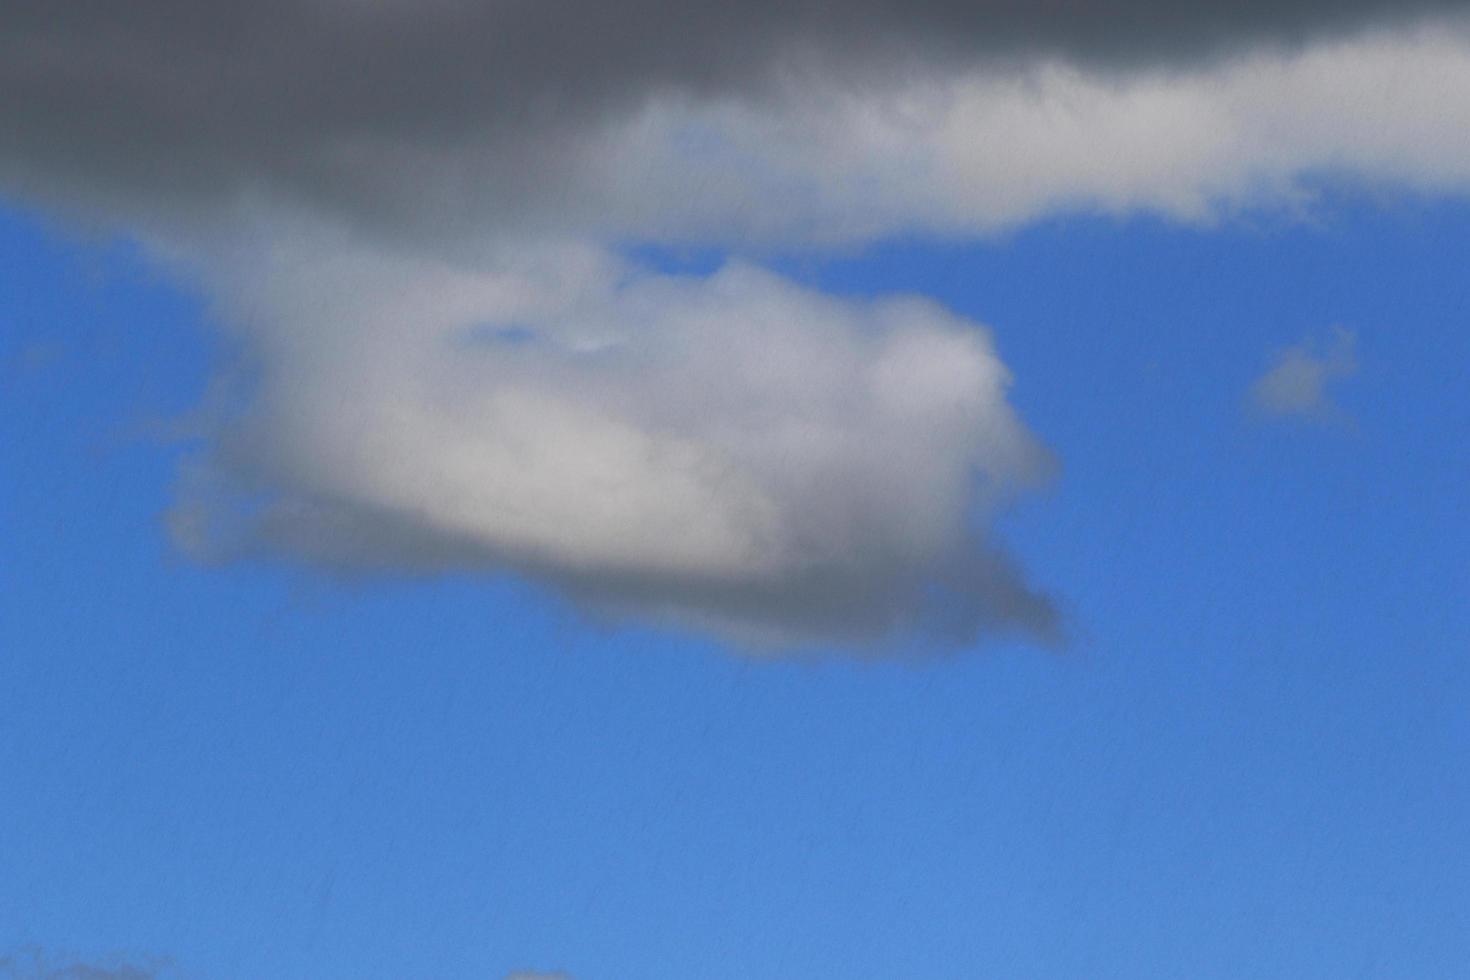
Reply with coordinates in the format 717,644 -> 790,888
167,230 -> 1056,645
570,21 -> 1470,244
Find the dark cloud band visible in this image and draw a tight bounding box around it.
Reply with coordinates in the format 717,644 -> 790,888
3,0 -> 1461,221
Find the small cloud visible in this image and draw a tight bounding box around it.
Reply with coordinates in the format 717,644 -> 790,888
1248,327 -> 1357,421
0,949 -> 169,980
0,340 -> 66,383
505,972 -> 572,980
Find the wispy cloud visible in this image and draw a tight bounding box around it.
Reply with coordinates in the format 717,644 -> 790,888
0,950 -> 168,980
1250,328 -> 1359,421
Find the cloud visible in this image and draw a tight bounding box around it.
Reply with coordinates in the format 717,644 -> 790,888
0,950 -> 167,980
3,3 -> 1468,648
9,13 -> 1470,248
1,0 -> 1453,211
3,5 -> 1470,243
622,25 -> 1470,243
1250,328 -> 1359,420
166,231 -> 1058,647
505,972 -> 572,980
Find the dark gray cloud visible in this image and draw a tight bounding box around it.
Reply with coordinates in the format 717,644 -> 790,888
2,0 -> 1461,230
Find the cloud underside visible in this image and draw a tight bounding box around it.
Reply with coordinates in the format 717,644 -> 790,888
5,4 -> 1470,648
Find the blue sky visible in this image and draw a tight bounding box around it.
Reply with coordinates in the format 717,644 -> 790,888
5,5 -> 1470,979
4,192 -> 1468,977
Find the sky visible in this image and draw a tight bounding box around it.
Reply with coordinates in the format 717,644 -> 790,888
2,2 -> 1470,978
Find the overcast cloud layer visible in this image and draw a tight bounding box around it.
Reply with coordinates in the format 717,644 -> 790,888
5,2 -> 1470,648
